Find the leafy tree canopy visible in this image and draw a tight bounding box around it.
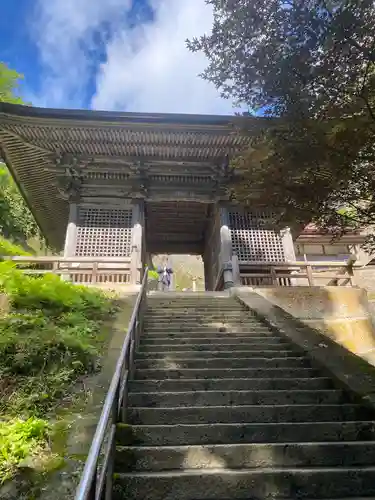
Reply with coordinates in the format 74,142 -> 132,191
0,62 -> 25,105
188,1 -> 375,248
0,62 -> 40,248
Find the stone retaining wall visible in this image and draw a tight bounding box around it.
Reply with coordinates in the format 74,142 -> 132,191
239,286 -> 375,366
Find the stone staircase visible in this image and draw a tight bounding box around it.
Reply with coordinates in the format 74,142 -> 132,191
113,294 -> 375,499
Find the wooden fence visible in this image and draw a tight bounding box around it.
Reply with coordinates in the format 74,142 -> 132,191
1,256 -> 138,285
238,256 -> 357,287
2,255 -> 358,289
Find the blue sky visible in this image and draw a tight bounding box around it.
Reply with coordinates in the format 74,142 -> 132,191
0,0 -> 237,114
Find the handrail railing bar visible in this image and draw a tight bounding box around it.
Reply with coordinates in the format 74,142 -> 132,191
239,263 -> 359,269
2,256 -> 132,263
118,372 -> 129,412
238,258 -> 358,267
96,424 -> 116,500
240,272 -> 352,279
75,268 -> 148,500
19,269 -> 132,275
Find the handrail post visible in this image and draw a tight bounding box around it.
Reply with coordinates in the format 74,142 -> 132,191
52,260 -> 59,274
92,262 -> 98,284
306,265 -> 314,286
270,266 -> 278,286
346,254 -> 357,287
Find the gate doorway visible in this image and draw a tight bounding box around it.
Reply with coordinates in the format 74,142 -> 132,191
145,201 -> 210,255
149,254 -> 205,291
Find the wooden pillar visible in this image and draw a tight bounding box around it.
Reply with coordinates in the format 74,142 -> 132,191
280,227 -> 296,262
63,202 -> 78,257
220,206 -> 234,289
62,203 -> 78,281
130,201 -> 144,285
203,254 -> 210,291
280,226 -> 297,286
231,254 -> 241,286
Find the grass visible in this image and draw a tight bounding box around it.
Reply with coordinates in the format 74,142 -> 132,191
0,261 -> 117,485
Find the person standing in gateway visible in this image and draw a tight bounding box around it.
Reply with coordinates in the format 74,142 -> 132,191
157,260 -> 173,291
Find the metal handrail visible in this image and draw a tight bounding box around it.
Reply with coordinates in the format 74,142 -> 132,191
74,267 -> 149,500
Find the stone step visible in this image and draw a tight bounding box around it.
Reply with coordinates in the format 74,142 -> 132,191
116,420 -> 375,446
112,466 -> 375,499
146,306 -> 250,310
141,334 -> 278,341
134,356 -> 311,370
115,441 -> 375,472
134,367 -> 322,380
136,349 -> 300,359
142,329 -> 276,336
138,342 -> 293,352
128,389 -> 347,408
146,304 -> 239,309
146,308 -> 248,314
146,305 -> 241,310
139,337 -> 289,346
128,404 -> 370,425
148,297 -> 237,300
144,312 -> 260,318
144,322 -> 261,328
144,318 -> 263,325
144,313 -> 256,320
129,377 -> 334,393
144,322 -> 269,330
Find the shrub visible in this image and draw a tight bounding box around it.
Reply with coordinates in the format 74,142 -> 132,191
0,236 -> 31,257
0,261 -> 111,316
0,258 -> 117,482
0,418 -> 49,483
148,269 -> 159,281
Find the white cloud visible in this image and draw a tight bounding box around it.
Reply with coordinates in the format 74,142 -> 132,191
92,0 -> 236,114
31,0 -> 132,108
31,0 -> 237,114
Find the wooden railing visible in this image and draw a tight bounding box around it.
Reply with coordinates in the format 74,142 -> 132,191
3,255 -> 358,289
1,256 -> 138,285
239,256 -> 357,287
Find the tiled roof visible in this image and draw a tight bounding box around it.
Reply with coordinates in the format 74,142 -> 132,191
0,104 -> 254,248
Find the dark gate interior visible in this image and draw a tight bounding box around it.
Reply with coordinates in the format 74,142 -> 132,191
145,201 -> 210,255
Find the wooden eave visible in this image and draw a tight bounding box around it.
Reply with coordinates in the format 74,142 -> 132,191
0,103 -> 256,249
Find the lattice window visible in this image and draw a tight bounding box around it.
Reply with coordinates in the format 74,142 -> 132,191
229,210 -> 285,262
75,207 -> 133,257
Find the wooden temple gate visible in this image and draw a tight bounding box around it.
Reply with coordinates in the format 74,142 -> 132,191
0,103 -> 356,289
61,201 -> 297,289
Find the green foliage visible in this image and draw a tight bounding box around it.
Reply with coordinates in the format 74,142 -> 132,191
188,1 -> 375,245
0,62 -> 39,249
0,63 -> 24,105
0,418 -> 48,483
0,164 -> 40,246
0,312 -> 98,380
0,261 -> 109,316
0,236 -> 31,257
0,263 -> 116,483
188,1 -> 375,118
147,269 -> 159,281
